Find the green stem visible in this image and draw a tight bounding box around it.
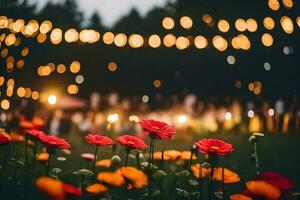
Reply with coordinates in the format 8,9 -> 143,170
189,151 -> 194,169
161,141 -> 165,170
148,138 -> 154,200
198,164 -> 203,200
222,167 -> 225,200
125,149 -> 130,200
136,151 -> 140,169
47,153 -> 52,176
92,145 -> 99,182
208,166 -> 215,200
81,175 -> 85,200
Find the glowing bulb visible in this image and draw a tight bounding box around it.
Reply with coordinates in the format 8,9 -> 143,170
268,108 -> 275,117
177,115 -> 188,124
248,110 -> 255,118
107,113 -> 119,123
48,94 -> 57,105
225,112 -> 232,120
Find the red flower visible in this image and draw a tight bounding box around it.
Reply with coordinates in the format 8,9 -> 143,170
63,183 -> 81,196
139,119 -> 176,140
26,129 -> 44,139
39,134 -> 71,149
85,134 -> 114,147
257,172 -> 293,191
195,138 -> 234,156
117,134 -> 148,150
0,132 -> 11,145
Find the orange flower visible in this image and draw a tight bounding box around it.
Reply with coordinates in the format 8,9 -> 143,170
246,180 -> 281,200
116,166 -> 148,189
36,152 -> 49,162
191,164 -> 210,178
10,133 -> 24,142
97,172 -> 125,187
36,177 -> 65,200
153,150 -> 182,161
19,120 -> 34,130
213,168 -> 240,184
230,194 -> 252,200
86,184 -> 108,195
96,159 -> 112,168
180,151 -> 197,160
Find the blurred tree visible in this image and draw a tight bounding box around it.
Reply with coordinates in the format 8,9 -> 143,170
88,12 -> 105,32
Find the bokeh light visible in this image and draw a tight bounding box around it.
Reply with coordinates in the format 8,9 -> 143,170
261,33 -> 273,47
263,17 -> 275,30
148,34 -> 161,48
162,17 -> 175,30
280,16 -> 294,34
194,35 -> 208,49
217,19 -> 230,33
180,16 -> 193,29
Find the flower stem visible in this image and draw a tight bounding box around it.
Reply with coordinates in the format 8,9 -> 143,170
222,167 -> 225,200
125,149 -> 130,167
136,151 -> 140,169
148,137 -> 154,200
253,142 -> 260,175
47,153 -> 52,176
198,164 -> 203,200
160,141 -> 165,170
189,151 -> 194,169
208,166 -> 215,200
81,175 -> 85,200
92,145 -> 99,182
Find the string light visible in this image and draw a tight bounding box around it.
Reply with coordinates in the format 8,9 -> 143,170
217,19 -> 230,33
148,34 -> 161,48
162,17 -> 175,30
268,0 -> 280,11
263,17 -> 275,30
194,35 -> 208,49
280,16 -> 294,34
180,16 -> 193,29
261,33 -> 273,47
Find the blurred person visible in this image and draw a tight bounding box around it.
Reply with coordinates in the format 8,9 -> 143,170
275,97 -> 285,131
46,109 -> 68,136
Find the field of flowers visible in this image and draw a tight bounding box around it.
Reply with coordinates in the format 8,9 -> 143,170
0,119 -> 299,200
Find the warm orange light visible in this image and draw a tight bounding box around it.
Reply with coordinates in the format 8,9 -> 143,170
180,16 -> 193,29
70,61 -> 81,73
108,62 -> 117,72
129,34 -> 144,48
235,19 -> 247,32
217,19 -> 230,33
65,29 -> 79,43
40,20 -> 52,34
194,35 -> 208,49
280,16 -> 294,34
67,84 -> 79,94
163,34 -> 176,48
162,17 -> 175,30
261,33 -> 273,47
263,17 -> 275,30
50,28 -> 62,45
153,79 -> 162,88
57,64 -> 66,74
103,32 -> 115,45
212,35 -> 228,51
268,0 -> 280,11
148,34 -> 161,48
114,33 -> 127,47
282,0 -> 293,9
246,18 -> 258,32
176,36 -> 190,50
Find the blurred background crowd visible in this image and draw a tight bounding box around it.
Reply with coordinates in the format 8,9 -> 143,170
1,92 -> 300,140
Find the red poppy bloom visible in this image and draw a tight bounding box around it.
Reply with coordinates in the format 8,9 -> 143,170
139,119 -> 176,140
85,134 -> 114,147
117,134 -> 148,150
26,129 -> 44,139
63,183 -> 81,196
195,138 -> 234,156
257,172 -> 293,191
39,134 -> 71,149
0,132 -> 11,145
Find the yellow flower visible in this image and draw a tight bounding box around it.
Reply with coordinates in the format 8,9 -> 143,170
96,159 -> 112,168
230,194 -> 252,200
97,172 -> 125,187
213,168 -> 240,184
86,184 -> 108,195
246,180 -> 281,200
116,166 -> 148,189
36,177 -> 65,200
191,164 -> 210,178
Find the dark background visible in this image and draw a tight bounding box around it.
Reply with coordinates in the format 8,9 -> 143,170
1,0 -> 300,104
